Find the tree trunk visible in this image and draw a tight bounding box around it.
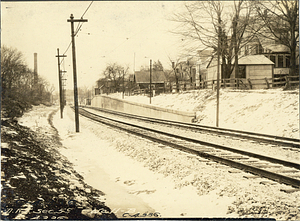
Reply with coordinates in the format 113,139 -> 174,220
231,17 -> 239,79
290,21 -> 297,76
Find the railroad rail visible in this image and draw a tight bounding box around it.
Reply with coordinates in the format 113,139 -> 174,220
84,106 -> 300,148
77,107 -> 300,188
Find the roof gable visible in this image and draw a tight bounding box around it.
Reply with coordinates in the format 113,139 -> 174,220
239,55 -> 274,65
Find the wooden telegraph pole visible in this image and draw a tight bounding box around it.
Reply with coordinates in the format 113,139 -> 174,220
61,73 -> 67,106
56,48 -> 66,119
216,18 -> 221,127
122,69 -> 125,99
150,59 -> 152,104
67,14 -> 88,132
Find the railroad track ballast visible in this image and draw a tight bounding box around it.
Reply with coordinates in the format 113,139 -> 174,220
85,106 -> 300,149
76,107 -> 300,189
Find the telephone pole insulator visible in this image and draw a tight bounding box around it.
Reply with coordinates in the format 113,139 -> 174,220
67,14 -> 88,133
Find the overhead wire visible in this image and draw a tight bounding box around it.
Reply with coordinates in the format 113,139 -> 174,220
60,1 -> 93,64
81,1 -> 93,19
104,18 -> 162,57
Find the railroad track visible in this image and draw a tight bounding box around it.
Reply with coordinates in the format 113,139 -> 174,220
84,106 -> 300,148
77,107 -> 300,189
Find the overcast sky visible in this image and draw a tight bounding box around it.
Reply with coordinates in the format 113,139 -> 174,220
1,1 -> 188,90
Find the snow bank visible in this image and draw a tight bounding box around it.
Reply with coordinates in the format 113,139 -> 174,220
112,88 -> 299,138
51,106 -> 239,218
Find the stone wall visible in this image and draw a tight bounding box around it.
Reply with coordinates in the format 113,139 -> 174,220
91,95 -> 196,123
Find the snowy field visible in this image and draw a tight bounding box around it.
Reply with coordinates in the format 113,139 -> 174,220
17,88 -> 300,220
110,88 -> 299,138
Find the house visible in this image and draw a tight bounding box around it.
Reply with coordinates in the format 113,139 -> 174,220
176,58 -> 197,83
205,55 -> 220,82
239,38 -> 295,78
238,15 -> 299,79
95,78 -> 115,95
133,70 -> 167,95
237,55 -> 274,89
202,10 -> 299,88
206,54 -> 274,89
196,50 -> 214,83
167,58 -> 198,91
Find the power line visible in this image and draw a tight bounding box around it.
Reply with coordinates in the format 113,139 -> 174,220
105,18 -> 162,57
81,1 -> 93,19
74,22 -> 84,36
74,1 -> 93,36
60,41 -> 72,64
60,1 -> 93,60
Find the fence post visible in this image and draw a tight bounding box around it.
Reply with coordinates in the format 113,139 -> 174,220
264,77 -> 270,89
285,76 -> 290,88
247,79 -> 252,89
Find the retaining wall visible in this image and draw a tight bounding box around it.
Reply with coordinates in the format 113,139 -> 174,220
91,95 -> 196,123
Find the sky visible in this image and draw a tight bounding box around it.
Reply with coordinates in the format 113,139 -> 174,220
1,1 -> 188,91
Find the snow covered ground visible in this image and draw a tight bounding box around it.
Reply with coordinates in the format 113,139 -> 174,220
17,88 -> 300,220
51,107 -> 239,218
110,88 -> 299,138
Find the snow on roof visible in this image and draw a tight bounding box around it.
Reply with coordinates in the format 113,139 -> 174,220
261,43 -> 290,53
134,70 -> 166,83
238,55 -> 274,65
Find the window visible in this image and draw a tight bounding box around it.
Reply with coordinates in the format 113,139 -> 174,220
238,65 -> 246,78
245,45 -> 249,55
192,68 -> 196,75
286,55 -> 290,68
255,44 -> 263,54
270,55 -> 276,64
258,44 -> 263,54
255,44 -> 259,54
278,55 -> 284,68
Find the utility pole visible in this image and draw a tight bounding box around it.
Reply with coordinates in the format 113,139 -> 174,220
216,17 -> 221,127
56,48 -> 66,119
34,53 -> 38,86
61,75 -> 67,106
149,59 -> 152,104
122,69 -> 125,99
67,14 -> 88,132
133,52 -> 135,73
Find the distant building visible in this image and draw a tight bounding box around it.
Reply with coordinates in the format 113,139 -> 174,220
239,37 -> 296,78
167,58 -> 198,91
196,50 -> 214,84
199,12 -> 298,86
133,70 -> 167,95
237,55 -> 274,89
206,54 -> 275,89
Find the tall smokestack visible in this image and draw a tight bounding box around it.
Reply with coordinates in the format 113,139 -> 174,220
34,53 -> 38,85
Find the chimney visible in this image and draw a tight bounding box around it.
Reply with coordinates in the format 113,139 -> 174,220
34,53 -> 38,85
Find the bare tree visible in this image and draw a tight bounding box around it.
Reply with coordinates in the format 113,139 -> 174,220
102,63 -> 124,93
166,56 -> 184,93
171,0 -> 258,79
36,76 -> 54,104
1,46 -> 27,98
101,63 -> 130,94
47,84 -> 55,104
1,45 -> 53,118
140,60 -> 164,71
153,60 -> 164,71
255,0 -> 299,76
